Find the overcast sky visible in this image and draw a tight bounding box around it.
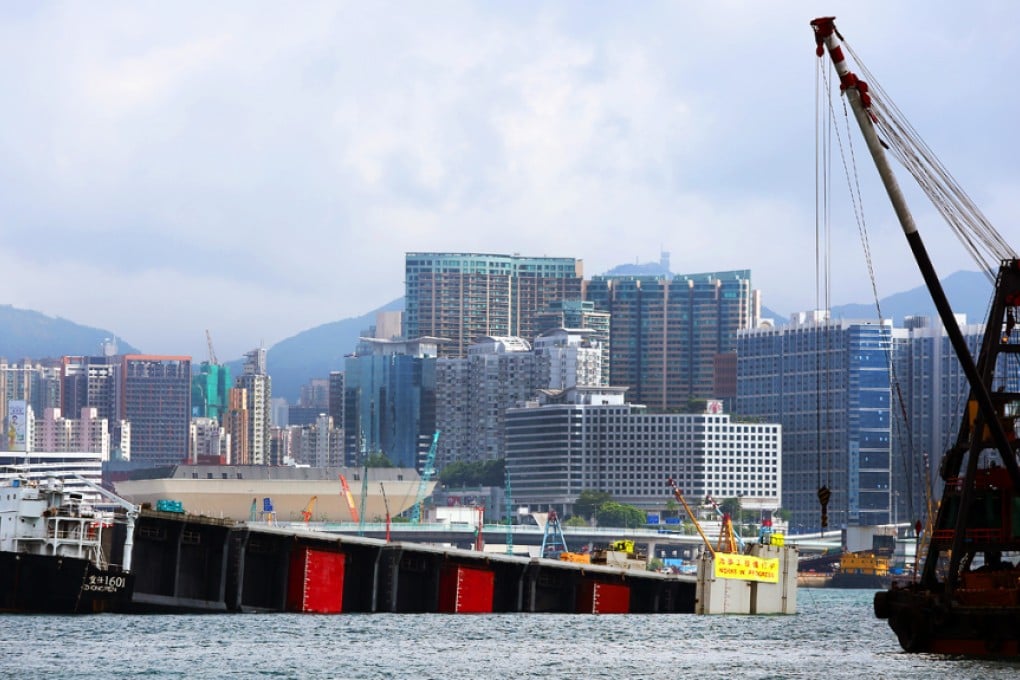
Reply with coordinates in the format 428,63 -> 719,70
2,1 -> 1018,361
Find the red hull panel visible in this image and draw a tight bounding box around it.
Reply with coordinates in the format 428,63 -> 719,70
438,564 -> 495,613
576,580 -> 630,614
286,548 -> 345,613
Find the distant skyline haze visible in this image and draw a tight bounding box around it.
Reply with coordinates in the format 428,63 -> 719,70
2,2 -> 1017,360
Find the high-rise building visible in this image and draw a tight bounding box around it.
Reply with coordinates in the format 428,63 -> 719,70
31,407 -> 126,460
236,348 -> 271,464
190,417 -> 230,464
535,300 -> 611,384
1,359 -> 60,447
586,270 -> 758,410
891,315 -> 988,526
737,314 -> 893,531
405,252 -> 584,358
121,354 -> 192,467
192,362 -> 232,421
343,337 -> 437,469
60,355 -> 119,421
434,330 -> 605,467
328,371 -> 344,427
223,387 -> 249,465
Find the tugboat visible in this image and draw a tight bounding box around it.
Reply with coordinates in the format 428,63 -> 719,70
0,474 -> 137,613
813,17 -> 1020,656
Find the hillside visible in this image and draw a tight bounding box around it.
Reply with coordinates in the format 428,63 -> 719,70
262,298 -> 405,401
0,305 -> 138,360
762,270 -> 991,326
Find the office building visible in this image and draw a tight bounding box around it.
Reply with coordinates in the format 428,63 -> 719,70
343,337 -> 437,469
737,314 -> 893,530
505,388 -> 781,515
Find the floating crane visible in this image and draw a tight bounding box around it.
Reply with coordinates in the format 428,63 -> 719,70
410,430 -> 440,524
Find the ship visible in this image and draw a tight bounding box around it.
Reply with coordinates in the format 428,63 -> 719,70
813,17 -> 1020,656
0,474 -> 137,613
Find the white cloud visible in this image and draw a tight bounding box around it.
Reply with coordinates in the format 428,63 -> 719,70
2,1 -> 1019,360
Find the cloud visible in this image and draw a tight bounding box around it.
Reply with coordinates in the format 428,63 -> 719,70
2,1 -> 1019,360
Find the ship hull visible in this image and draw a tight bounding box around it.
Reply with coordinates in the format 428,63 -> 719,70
0,552 -> 133,614
829,572 -> 895,590
875,585 -> 1020,657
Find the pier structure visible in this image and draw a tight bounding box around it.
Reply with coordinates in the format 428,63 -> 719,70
121,509 -> 796,615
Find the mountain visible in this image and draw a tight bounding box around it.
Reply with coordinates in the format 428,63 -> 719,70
761,270 -> 992,326
0,305 -> 138,360
261,298 -> 405,402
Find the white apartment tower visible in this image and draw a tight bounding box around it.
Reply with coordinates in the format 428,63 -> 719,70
237,348 -> 272,465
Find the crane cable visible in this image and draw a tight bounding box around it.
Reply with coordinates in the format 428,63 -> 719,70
841,38 -> 1015,273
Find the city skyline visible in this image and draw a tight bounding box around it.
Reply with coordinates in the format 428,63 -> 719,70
3,3 -> 1017,361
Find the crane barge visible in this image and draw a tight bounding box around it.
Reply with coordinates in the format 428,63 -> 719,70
813,16 -> 1020,656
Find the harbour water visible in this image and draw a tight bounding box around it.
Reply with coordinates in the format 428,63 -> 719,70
3,589 -> 1018,678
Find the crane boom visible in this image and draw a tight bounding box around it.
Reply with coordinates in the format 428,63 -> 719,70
411,430 -> 440,524
667,477 -> 715,557
301,495 -> 317,523
339,474 -> 359,523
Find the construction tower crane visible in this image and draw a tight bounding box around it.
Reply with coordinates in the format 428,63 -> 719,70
410,430 -> 440,524
205,329 -> 218,365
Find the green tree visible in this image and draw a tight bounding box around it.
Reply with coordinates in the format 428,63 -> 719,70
563,515 -> 589,528
364,452 -> 394,468
438,459 -> 506,487
719,497 -> 742,519
596,501 -> 647,528
573,489 -> 613,520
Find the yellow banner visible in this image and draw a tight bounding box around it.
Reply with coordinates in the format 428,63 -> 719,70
713,553 -> 780,583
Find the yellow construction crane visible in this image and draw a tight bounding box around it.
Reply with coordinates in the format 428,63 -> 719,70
667,477 -> 716,557
301,496 -> 318,523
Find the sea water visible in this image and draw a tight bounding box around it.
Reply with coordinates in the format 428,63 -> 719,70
2,589 -> 1018,679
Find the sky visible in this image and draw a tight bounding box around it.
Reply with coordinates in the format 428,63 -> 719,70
2,1 -> 1019,361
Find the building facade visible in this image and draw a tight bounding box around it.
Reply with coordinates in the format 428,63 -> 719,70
343,337 -> 438,469
586,270 -> 758,410
405,252 -> 584,358
192,362 -> 232,421
737,315 -> 893,531
236,348 -> 272,465
120,355 -> 192,467
505,388 -> 781,516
